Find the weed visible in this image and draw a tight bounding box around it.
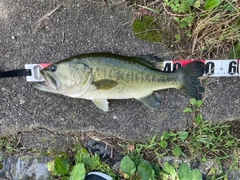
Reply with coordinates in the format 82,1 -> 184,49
47,146 -> 116,179
183,99 -> 239,161
191,1 -> 240,58
120,153 -> 160,179
119,98 -> 239,179
0,135 -> 20,155
119,147 -> 202,179
47,98 -> 239,179
163,0 -> 197,13
133,16 -> 162,43
162,162 -> 202,179
230,41 -> 240,59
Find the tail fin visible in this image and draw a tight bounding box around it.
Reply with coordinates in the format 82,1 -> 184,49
177,61 -> 205,100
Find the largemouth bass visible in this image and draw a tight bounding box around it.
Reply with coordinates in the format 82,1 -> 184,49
35,53 -> 205,111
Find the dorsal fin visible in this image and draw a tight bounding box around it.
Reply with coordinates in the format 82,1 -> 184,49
138,54 -> 164,71
62,53 -> 164,71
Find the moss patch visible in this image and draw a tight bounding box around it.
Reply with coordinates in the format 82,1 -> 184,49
133,16 -> 162,43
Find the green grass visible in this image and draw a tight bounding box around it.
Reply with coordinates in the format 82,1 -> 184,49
0,99 -> 239,179
133,16 -> 162,43
116,99 -> 239,179
0,135 -> 20,155
47,145 -> 117,180
45,98 -> 239,180
131,0 -> 240,59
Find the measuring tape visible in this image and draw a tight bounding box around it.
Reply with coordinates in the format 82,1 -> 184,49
162,59 -> 240,77
1,59 -> 239,82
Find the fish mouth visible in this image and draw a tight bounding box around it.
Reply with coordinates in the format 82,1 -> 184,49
41,71 -> 61,90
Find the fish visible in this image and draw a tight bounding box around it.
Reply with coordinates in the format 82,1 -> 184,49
35,53 -> 205,111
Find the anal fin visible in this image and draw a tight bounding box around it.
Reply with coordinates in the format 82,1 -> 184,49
138,92 -> 161,109
92,99 -> 109,111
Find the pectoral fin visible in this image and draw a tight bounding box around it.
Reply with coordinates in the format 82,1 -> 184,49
92,99 -> 109,111
93,79 -> 118,90
138,92 -> 161,109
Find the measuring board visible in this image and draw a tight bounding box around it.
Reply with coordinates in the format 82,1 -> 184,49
24,59 -> 240,82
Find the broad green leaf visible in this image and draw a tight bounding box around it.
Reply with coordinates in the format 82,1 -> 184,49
178,131 -> 189,141
172,145 -> 183,156
120,156 -> 136,176
195,114 -> 203,125
47,161 -> 55,172
159,140 -> 168,149
178,163 -> 192,180
178,0 -> 195,12
180,16 -> 194,28
152,163 -> 161,178
183,107 -> 193,113
204,0 -> 221,10
52,157 -> 69,176
137,162 -> 155,180
83,155 -> 100,170
161,131 -> 171,140
192,169 -> 203,180
161,172 -> 170,179
75,148 -> 90,164
172,136 -> 178,142
190,98 -> 197,106
180,20 -> 188,29
70,163 -> 86,180
62,177 -> 70,180
194,0 -> 201,8
173,17 -> 180,22
196,100 -> 203,109
163,162 -> 177,178
185,16 -> 194,26
128,154 -> 141,167
139,159 -> 152,167
201,157 -> 207,162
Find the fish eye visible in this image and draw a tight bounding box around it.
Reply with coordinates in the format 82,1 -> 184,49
51,65 -> 57,72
